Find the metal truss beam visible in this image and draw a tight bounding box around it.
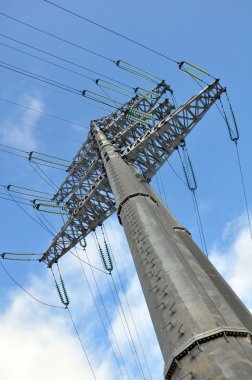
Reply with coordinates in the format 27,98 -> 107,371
40,80 -> 225,266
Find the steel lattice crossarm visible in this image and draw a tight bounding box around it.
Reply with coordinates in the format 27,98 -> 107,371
123,79 -> 224,179
40,79 -> 225,267
53,82 -> 169,205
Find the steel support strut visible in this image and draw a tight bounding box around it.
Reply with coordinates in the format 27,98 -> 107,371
92,122 -> 252,379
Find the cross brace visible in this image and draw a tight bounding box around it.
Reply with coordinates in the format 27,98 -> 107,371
40,80 -> 225,267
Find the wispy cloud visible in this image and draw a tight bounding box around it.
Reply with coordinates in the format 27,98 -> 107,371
1,212 -> 251,380
0,220 -> 163,380
0,93 -> 43,151
210,212 -> 252,309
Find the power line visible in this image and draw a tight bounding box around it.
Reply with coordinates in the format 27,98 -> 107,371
66,307 -> 97,380
28,161 -> 59,191
34,208 -> 56,236
234,142 -> 252,240
0,142 -> 27,154
0,65 -> 112,114
71,250 -> 108,275
82,248 -> 132,380
0,60 -> 120,109
0,144 -> 69,175
3,187 -> 55,235
0,260 -> 65,308
27,162 -> 57,191
0,40 -> 94,82
102,225 -> 153,380
0,115 -> 82,144
0,194 -> 31,206
41,0 -> 178,64
0,148 -> 26,159
106,218 -> 155,376
96,228 -> 146,379
74,247 -> 130,380
92,232 -> 144,378
0,11 -> 113,63
0,60 -> 81,95
0,33 -> 132,89
0,96 -> 86,129
0,43 -> 123,112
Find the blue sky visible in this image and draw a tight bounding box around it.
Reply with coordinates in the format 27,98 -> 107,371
0,1 -> 252,379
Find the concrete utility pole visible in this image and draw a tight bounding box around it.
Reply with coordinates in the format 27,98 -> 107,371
40,80 -> 252,378
92,122 -> 252,379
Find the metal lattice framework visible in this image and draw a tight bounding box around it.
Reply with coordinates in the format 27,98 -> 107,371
40,79 -> 225,267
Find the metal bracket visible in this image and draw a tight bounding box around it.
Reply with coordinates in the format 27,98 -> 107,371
164,326 -> 252,379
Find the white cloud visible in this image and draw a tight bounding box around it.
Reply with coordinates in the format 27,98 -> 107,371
0,93 -> 43,151
0,271 -> 114,380
210,212 -> 252,309
2,212 -> 251,380
0,221 -> 163,380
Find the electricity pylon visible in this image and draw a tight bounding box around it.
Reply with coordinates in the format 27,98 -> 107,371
40,80 -> 252,378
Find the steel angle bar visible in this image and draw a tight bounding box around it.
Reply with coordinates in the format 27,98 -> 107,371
41,190 -> 115,267
124,80 -> 225,179
96,82 -> 169,134
53,138 -> 98,203
60,157 -> 105,212
41,81 -> 223,266
70,175 -> 115,218
110,99 -> 174,149
41,176 -> 115,266
54,82 -> 169,206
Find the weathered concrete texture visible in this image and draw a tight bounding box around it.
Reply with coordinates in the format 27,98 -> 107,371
93,124 -> 252,379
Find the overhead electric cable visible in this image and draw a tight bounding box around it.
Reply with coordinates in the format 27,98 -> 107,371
0,115 -> 82,144
93,232 -> 144,379
0,41 -> 123,109
0,61 -> 81,95
66,307 -> 97,380
218,94 -> 252,240
178,146 -> 208,256
34,208 -> 55,235
0,190 -> 33,203
3,188 -> 55,235
0,40 -> 95,81
51,264 -> 96,379
35,207 -> 59,233
0,194 -> 31,206
106,219 -> 155,373
0,11 -> 113,62
98,227 -> 147,379
234,143 -> 252,240
167,160 -> 187,186
2,184 -> 52,195
0,13 -> 164,87
0,61 -> 120,110
27,161 -> 58,191
0,96 -> 86,128
159,172 -> 169,206
71,250 -> 108,275
0,148 -> 26,159
30,161 -> 59,190
41,0 -> 178,64
102,225 -> 153,379
109,269 -> 146,380
0,260 -> 65,309
0,143 -> 69,163
0,65 -> 111,113
0,144 -> 68,174
0,33 -> 132,88
0,142 -> 27,154
74,247 -> 130,380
